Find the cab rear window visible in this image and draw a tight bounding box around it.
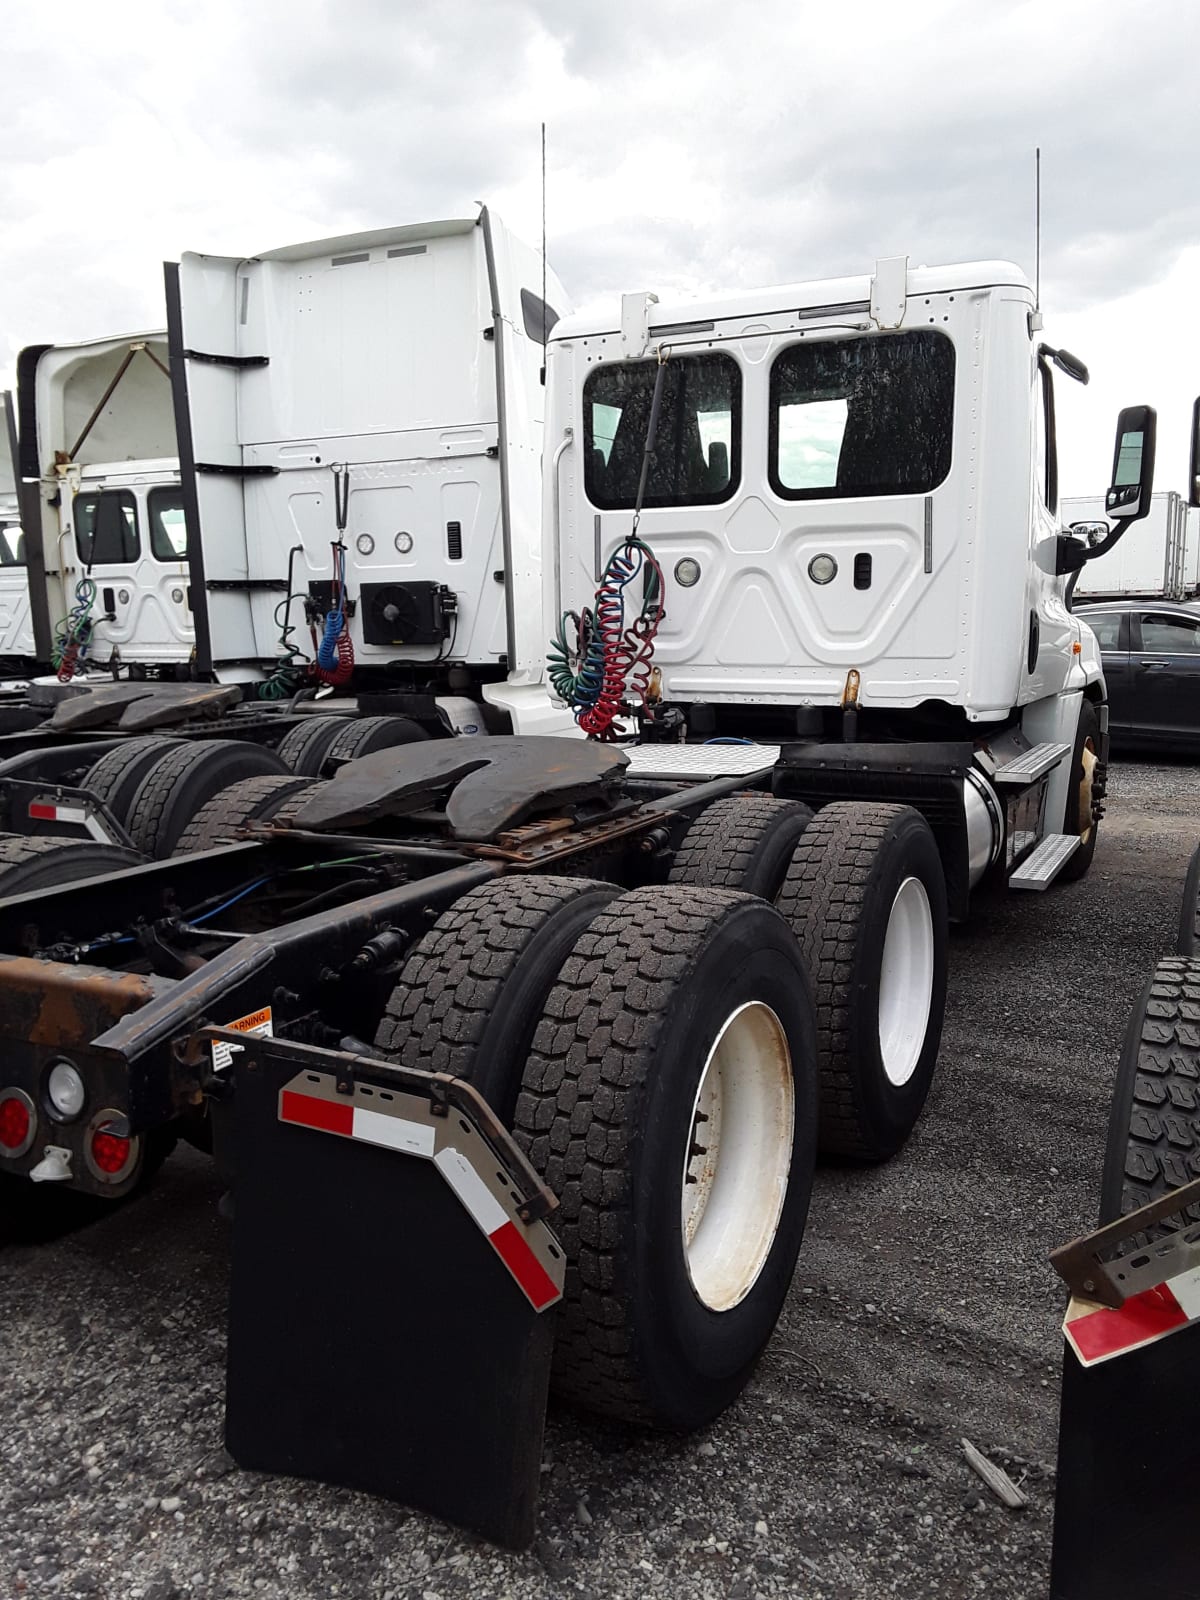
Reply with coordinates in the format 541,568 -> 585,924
584,353 -> 740,509
769,330 -> 955,500
74,489 -> 139,565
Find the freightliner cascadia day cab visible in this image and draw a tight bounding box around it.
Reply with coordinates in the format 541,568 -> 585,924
165,208 -> 573,734
15,331 -> 191,676
544,255 -> 1155,904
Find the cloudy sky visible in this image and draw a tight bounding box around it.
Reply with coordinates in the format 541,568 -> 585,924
2,0 -> 1197,495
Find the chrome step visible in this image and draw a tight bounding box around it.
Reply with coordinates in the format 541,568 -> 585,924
622,743 -> 781,779
1009,832 -> 1081,890
991,741 -> 1071,785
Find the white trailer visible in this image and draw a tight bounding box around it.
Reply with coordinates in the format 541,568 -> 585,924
166,208 -> 572,733
16,333 -> 191,673
1067,489 -> 1192,601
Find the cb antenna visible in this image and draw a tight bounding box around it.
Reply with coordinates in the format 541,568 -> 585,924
541,121 -> 548,344
1035,145 -> 1041,312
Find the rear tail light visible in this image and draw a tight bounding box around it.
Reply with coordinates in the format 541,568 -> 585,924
84,1110 -> 138,1184
0,1090 -> 35,1157
91,1129 -> 131,1174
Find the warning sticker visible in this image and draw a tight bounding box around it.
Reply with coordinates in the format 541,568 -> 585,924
211,1006 -> 274,1071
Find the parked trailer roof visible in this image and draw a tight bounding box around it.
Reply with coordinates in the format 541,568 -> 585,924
551,259 -> 1032,342
250,216 -> 479,263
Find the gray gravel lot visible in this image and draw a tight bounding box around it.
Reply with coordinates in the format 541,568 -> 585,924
1,757 -> 1195,1600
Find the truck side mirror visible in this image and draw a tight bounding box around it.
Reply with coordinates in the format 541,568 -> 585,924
1188,396 -> 1200,509
1104,404 -> 1156,524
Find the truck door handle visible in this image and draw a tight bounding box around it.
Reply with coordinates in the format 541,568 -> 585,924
1138,660 -> 1166,669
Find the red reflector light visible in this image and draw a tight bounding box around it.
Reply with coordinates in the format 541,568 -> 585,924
28,802 -> 56,820
91,1128 -> 132,1174
0,1095 -> 30,1150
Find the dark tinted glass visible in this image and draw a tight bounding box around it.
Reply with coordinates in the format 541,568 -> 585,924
584,353 -> 740,509
1141,613 -> 1200,654
74,489 -> 139,564
1084,612 -> 1123,650
770,330 -> 955,500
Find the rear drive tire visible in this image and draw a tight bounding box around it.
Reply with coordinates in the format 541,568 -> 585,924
85,736 -> 184,826
325,714 -> 429,765
1058,699 -> 1102,884
124,739 -> 289,859
275,714 -> 353,777
374,876 -> 620,1125
669,794 -> 814,898
513,886 -> 818,1429
172,773 -> 317,856
0,835 -> 144,894
1100,957 -> 1200,1234
1176,844 -> 1200,957
777,801 -> 949,1161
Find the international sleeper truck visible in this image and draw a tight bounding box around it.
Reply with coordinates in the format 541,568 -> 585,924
0,250 -> 1155,1545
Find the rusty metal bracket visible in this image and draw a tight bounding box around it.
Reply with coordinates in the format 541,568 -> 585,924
1049,1176 -> 1200,1307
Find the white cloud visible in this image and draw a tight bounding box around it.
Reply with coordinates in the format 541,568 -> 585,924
1,0 -> 1196,493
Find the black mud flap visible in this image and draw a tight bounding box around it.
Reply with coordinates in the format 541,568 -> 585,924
220,1031 -> 563,1549
1049,1182 -> 1200,1598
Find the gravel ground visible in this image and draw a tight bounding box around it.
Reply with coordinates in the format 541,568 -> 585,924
1,756 -> 1195,1600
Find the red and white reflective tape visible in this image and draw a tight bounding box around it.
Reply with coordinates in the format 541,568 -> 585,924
28,801 -> 113,843
279,1085 -> 561,1312
1064,1265 -> 1200,1366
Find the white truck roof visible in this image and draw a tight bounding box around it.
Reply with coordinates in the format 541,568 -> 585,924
552,260 -> 1032,341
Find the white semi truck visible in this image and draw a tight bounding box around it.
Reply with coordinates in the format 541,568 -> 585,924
1067,488 -> 1194,602
166,208 -> 570,733
0,389 -> 32,664
0,249 -> 1157,1547
15,331 -> 191,676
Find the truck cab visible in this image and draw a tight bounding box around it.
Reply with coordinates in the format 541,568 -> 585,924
544,256 -> 1154,898
16,333 -> 192,674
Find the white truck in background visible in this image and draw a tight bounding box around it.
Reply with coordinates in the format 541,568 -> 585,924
167,208 -> 572,733
15,331 -> 191,675
1067,489 -> 1195,602
0,390 -> 32,665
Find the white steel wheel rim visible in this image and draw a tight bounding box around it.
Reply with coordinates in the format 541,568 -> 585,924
877,876 -> 935,1088
1078,742 -> 1098,844
680,1001 -> 795,1313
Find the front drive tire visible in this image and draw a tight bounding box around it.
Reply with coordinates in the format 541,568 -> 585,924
778,801 -> 949,1162
668,794 -> 814,898
513,887 -> 819,1430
